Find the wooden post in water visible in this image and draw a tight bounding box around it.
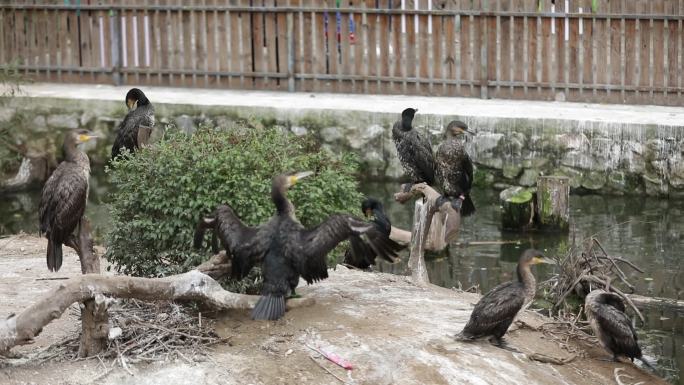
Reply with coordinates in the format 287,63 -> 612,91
536,176 -> 570,232
500,186 -> 535,231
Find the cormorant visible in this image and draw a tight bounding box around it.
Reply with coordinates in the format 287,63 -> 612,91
392,108 -> 436,189
436,120 -> 476,216
194,172 -> 402,320
457,249 -> 553,348
39,130 -> 98,272
111,88 -> 155,160
584,289 -> 654,368
343,197 -> 404,269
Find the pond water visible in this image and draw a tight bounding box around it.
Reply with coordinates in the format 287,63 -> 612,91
1,174 -> 682,383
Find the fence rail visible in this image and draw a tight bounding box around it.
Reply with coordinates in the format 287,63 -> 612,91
2,1 -> 683,106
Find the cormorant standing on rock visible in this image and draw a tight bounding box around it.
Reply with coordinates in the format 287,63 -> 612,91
584,289 -> 654,369
392,108 -> 436,190
343,197 -> 404,269
457,249 -> 553,348
194,172 -> 402,320
111,88 -> 155,160
39,130 -> 98,272
436,120 -> 476,216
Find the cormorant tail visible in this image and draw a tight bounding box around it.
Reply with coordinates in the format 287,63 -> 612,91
251,295 -> 286,320
47,239 -> 63,272
193,216 -> 216,249
460,194 -> 476,217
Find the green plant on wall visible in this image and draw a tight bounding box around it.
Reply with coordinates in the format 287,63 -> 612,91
105,125 -> 363,292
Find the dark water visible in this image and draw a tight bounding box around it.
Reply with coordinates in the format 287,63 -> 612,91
1,176 -> 682,383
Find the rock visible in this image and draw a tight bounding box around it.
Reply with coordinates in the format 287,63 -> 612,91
643,172 -> 669,196
290,126 -> 308,136
31,115 -> 48,132
521,157 -> 548,169
556,133 -> 589,152
492,182 -> 513,190
319,126 -> 343,142
650,160 -> 668,177
348,124 -> 384,149
503,163 -> 522,179
606,171 -> 627,194
0,107 -> 14,123
645,139 -> 667,160
554,166 -> 583,189
561,151 -> 593,169
472,132 -> 503,153
669,157 -> 684,189
581,171 -> 607,191
80,110 -> 96,127
47,114 -> 79,129
519,168 -> 540,187
475,157 -> 503,170
384,157 -> 404,179
174,115 -> 195,134
0,156 -> 48,193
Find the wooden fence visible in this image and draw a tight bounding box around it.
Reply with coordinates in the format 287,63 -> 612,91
1,1 -> 683,106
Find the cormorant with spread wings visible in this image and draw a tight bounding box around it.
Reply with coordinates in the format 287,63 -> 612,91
194,172 -> 402,320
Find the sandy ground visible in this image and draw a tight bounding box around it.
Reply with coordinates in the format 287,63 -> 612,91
0,234 -> 667,385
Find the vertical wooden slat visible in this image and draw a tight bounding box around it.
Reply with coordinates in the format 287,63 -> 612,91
454,3 -> 461,95
399,0 -> 407,94
264,0 -> 277,89
339,6 -> 352,93
331,2 -> 343,93
366,4 -> 378,94
153,0 -> 164,85
0,8 -> 5,69
513,1 -> 525,98
388,0 -> 399,94
300,1 -> 313,91
314,4 -> 326,92
166,4 -> 176,86
278,0 -> 291,91
434,10 -> 445,96
225,8 -> 237,88
199,0 -> 210,87
379,12 -> 390,94
142,0 -> 151,85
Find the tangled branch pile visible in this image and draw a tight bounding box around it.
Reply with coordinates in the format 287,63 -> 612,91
543,237 -> 645,323
13,299 -> 227,368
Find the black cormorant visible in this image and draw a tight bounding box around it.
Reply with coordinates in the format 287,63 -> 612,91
343,197 -> 404,269
392,108 -> 436,189
457,249 -> 553,347
436,120 -> 476,216
111,88 -> 155,160
584,289 -> 654,368
39,130 -> 98,272
194,172 -> 402,320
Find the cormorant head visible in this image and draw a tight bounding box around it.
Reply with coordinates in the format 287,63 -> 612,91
63,129 -> 98,157
400,108 -> 418,131
519,249 -> 555,266
445,120 -> 474,138
361,197 -> 384,218
125,88 -> 150,111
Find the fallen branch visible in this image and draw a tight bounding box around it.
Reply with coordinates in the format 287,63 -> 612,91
0,270 -> 313,354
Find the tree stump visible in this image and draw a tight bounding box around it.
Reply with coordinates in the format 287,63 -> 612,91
65,218 -> 109,357
536,176 -> 570,232
500,186 -> 535,231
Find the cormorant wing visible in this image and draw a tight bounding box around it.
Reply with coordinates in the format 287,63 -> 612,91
194,204 -> 272,280
463,151 -> 474,190
112,108 -> 155,159
594,302 -> 641,357
463,281 -> 525,336
39,163 -> 88,241
292,214 -> 400,283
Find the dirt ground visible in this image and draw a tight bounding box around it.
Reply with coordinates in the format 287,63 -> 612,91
0,234 -> 668,385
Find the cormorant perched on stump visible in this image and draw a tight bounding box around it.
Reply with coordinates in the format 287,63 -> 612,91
343,197 -> 405,269
436,120 -> 476,216
457,249 -> 553,348
392,108 -> 436,190
39,130 -> 98,272
111,88 -> 155,160
194,172 -> 402,320
584,289 -> 654,369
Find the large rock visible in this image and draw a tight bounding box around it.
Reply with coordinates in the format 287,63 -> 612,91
0,107 -> 15,123
553,166 -> 582,188
519,168 -> 540,187
174,115 -> 195,134
556,132 -> 589,152
31,115 -> 48,132
348,124 -> 384,149
47,114 -> 79,129
319,126 -> 343,143
472,132 -> 503,153
502,163 -> 522,179
561,151 -> 593,170
581,171 -> 607,191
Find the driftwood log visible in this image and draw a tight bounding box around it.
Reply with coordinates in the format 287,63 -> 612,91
0,270 -> 314,355
394,183 -> 461,285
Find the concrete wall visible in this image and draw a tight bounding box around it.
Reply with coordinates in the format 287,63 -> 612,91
1,96 -> 682,197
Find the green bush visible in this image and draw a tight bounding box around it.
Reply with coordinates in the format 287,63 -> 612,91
105,125 -> 362,289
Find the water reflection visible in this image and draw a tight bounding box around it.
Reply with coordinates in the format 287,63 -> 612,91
361,181 -> 684,384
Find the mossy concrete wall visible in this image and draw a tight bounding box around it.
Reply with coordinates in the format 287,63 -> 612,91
1,96 -> 682,197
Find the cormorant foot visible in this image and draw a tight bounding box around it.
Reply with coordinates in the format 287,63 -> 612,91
490,337 -> 520,353
288,293 -> 302,299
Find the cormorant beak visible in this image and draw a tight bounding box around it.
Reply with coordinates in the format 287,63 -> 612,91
463,128 -> 475,136
288,171 -> 314,186
533,256 -> 556,265
126,98 -> 138,111
77,134 -> 99,143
